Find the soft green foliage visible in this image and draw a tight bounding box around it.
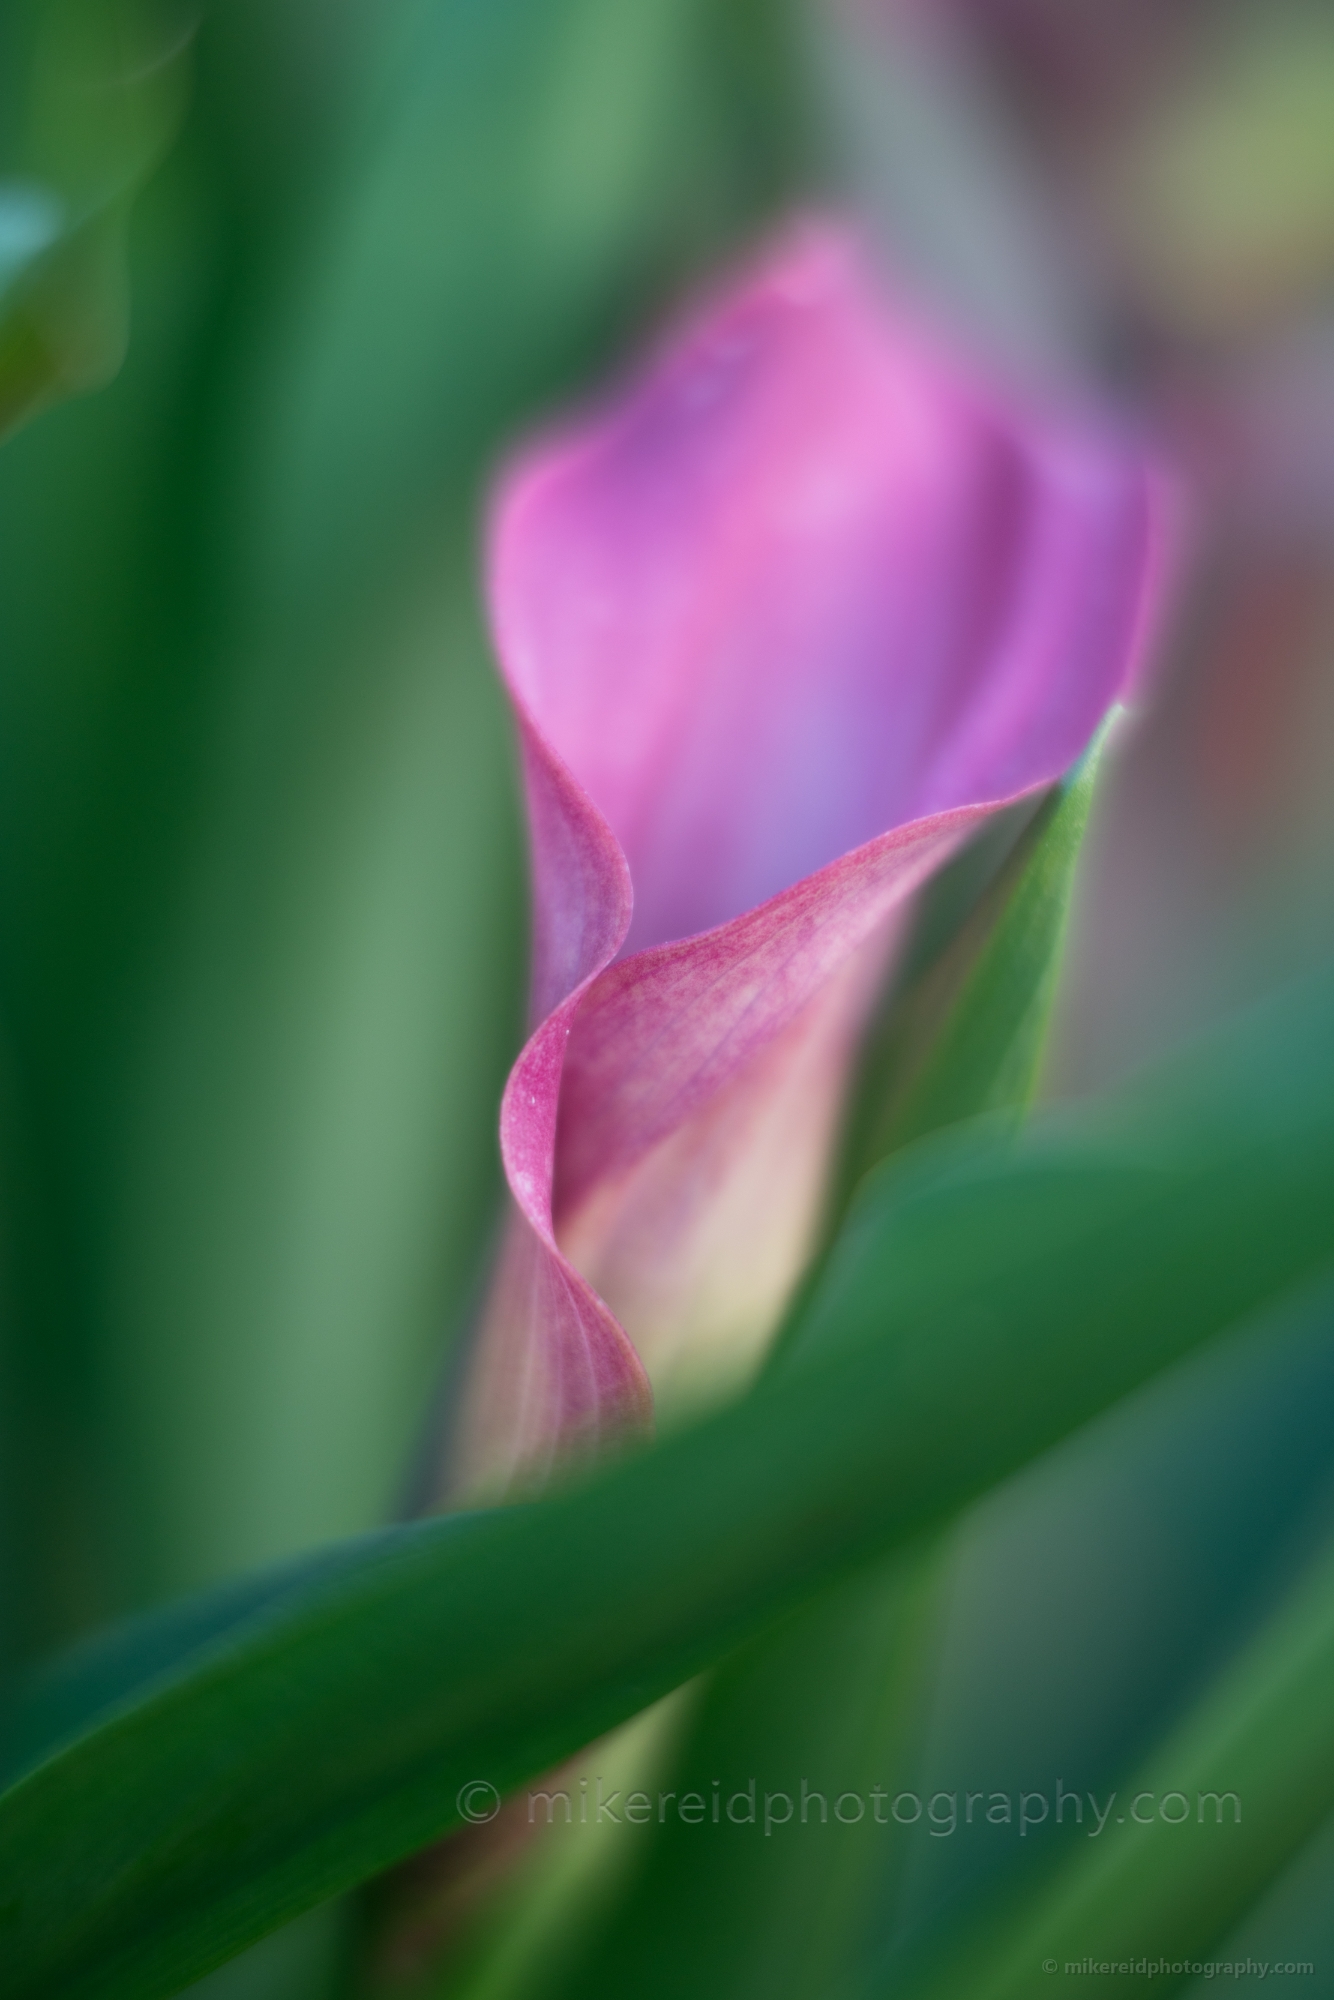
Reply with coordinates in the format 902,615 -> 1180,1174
3,965 -> 1334,1995
0,0 -> 806,1659
896,1498 -> 1334,1998
0,0 -> 185,439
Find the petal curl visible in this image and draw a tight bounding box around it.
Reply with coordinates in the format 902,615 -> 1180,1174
452,217 -> 1167,1490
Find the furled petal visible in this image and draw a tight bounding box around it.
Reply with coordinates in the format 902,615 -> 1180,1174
448,218 -> 1165,1494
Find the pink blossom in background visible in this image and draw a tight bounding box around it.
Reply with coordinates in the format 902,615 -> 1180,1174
448,217 -> 1165,1495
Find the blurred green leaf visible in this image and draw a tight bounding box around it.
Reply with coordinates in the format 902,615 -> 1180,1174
0,0 -> 808,1659
897,1518 -> 1334,1999
3,963 -> 1334,1996
0,0 -> 186,440
101,0 -> 809,1610
241,0 -> 809,627
522,1549 -> 949,2000
0,181 -> 67,432
1,1538 -> 384,1790
0,0 -> 218,1661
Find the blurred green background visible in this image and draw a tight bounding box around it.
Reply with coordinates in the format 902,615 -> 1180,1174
5,2 -> 1334,1996
0,0 -> 805,1660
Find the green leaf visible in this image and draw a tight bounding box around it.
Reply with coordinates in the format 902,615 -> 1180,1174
99,0 -> 807,1612
246,0 -> 809,624
521,1548 -> 950,2000
1,1541 -> 386,1790
0,182 -> 64,429
898,1518 -> 1334,1999
3,965 -> 1334,1997
834,720 -> 1108,1216
0,0 -> 186,441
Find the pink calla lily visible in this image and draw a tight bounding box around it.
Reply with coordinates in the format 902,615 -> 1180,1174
451,219 -> 1165,1494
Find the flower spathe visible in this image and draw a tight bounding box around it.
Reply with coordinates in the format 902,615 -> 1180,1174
450,217 -> 1165,1493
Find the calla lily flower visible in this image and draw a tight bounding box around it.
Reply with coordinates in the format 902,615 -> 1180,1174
450,218 -> 1164,1494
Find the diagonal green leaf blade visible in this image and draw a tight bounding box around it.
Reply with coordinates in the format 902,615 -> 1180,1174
3,967 -> 1334,1998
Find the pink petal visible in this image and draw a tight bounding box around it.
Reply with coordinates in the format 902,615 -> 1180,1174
449,216 -> 1167,1493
